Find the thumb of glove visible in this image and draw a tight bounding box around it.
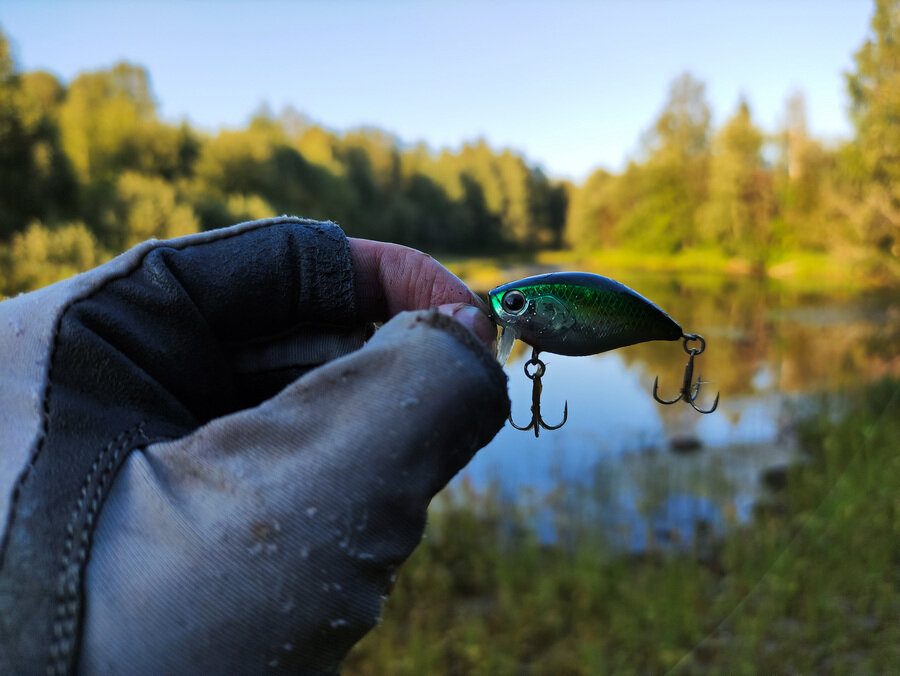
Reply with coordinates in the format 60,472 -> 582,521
78,310 -> 508,674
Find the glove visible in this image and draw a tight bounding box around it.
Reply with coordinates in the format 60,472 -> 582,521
0,217 -> 509,674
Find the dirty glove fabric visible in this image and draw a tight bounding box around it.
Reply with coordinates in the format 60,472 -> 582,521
0,217 -> 508,674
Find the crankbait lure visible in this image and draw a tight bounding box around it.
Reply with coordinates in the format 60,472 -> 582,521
489,272 -> 719,436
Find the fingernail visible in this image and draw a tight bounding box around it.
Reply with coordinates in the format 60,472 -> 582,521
437,303 -> 496,351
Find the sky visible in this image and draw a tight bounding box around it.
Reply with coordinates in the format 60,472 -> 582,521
2,0 -> 875,181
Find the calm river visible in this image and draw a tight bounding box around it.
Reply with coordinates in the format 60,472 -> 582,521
447,265 -> 898,551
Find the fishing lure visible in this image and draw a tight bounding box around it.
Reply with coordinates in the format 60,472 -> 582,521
489,272 -> 719,436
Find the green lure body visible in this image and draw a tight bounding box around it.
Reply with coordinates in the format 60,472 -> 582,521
489,272 -> 682,357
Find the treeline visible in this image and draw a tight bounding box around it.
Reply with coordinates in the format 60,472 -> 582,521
0,28 -> 566,295
568,0 -> 898,265
567,79 -> 896,265
0,0 -> 897,295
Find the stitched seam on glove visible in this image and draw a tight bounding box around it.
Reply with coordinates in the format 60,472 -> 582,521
48,423 -> 152,675
0,217 -> 352,674
0,216 -> 327,566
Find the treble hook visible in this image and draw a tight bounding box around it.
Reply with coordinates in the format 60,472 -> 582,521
653,333 -> 720,414
509,347 -> 568,437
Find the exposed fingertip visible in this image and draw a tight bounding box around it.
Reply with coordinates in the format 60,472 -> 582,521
437,303 -> 497,351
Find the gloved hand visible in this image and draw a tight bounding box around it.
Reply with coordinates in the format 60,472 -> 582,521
0,217 -> 509,674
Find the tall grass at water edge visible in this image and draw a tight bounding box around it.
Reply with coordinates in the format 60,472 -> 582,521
345,379 -> 900,674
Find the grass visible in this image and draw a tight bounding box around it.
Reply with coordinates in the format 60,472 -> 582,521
343,379 -> 900,674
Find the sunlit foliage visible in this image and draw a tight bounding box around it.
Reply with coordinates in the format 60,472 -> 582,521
0,40 -> 75,239
845,0 -> 900,254
0,220 -> 104,294
568,73 -> 712,252
699,100 -> 773,261
106,171 -> 198,250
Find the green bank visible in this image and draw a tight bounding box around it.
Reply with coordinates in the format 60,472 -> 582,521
345,378 -> 899,674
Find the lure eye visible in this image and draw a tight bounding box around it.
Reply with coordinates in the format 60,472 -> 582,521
501,290 -> 527,314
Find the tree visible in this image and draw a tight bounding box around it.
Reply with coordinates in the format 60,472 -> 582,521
771,91 -> 839,251
0,30 -> 76,238
526,168 -> 568,249
104,172 -> 198,251
565,168 -> 615,248
642,72 -> 712,163
845,0 -> 900,253
0,221 -> 104,295
620,72 -> 712,250
296,125 -> 340,173
699,100 -> 773,257
58,63 -> 157,184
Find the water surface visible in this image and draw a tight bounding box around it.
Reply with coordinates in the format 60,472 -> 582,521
448,269 -> 898,550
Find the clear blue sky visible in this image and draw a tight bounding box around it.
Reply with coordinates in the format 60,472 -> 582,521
2,0 -> 874,181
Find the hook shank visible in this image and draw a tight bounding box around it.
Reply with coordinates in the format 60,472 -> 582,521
509,348 -> 568,436
652,333 -> 719,414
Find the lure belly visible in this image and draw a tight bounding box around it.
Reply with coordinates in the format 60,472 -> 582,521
489,272 -> 682,359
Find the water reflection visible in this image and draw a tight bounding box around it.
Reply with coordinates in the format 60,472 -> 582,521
447,272 -> 898,551
453,350 -> 800,549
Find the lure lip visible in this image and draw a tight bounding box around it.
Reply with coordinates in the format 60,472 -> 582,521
494,325 -> 519,364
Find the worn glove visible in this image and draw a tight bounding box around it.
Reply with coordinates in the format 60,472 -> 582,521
0,217 -> 508,674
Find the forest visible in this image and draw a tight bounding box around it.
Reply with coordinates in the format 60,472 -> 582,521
0,0 -> 897,296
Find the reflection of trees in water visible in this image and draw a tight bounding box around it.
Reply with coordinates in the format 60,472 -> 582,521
533,438 -> 750,555
598,275 -> 898,397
